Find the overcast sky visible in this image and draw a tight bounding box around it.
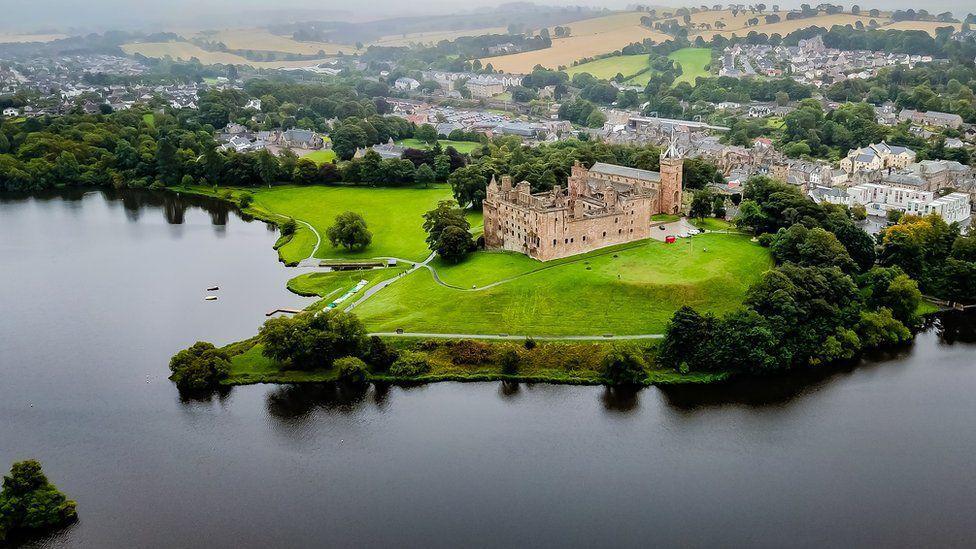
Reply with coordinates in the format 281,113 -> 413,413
4,0 -> 973,33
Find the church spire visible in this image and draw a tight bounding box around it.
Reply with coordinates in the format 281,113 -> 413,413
662,127 -> 681,159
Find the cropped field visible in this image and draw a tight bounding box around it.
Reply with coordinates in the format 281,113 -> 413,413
880,21 -> 962,36
481,11 -> 671,73
192,28 -> 359,55
371,26 -> 508,46
669,47 -> 712,86
0,33 -> 67,43
121,41 -> 334,68
689,11 -> 889,40
355,233 -> 772,336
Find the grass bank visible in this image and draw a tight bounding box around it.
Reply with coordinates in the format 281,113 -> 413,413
221,337 -> 730,386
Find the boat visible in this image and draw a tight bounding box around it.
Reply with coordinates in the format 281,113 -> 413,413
204,296 -> 218,301
206,286 -> 219,291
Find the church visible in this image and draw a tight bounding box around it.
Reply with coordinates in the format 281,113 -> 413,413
483,145 -> 683,261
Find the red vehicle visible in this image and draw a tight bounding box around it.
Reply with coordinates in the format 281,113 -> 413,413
665,235 -> 676,244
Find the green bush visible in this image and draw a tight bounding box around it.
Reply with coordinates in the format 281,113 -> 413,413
169,341 -> 231,389
239,192 -> 254,208
366,336 -> 398,372
390,351 -> 431,377
498,348 -> 521,375
601,348 -> 646,386
280,218 -> 297,237
0,460 -> 77,542
757,233 -> 775,247
335,356 -> 370,385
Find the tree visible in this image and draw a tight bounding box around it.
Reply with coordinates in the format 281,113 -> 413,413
415,124 -> 438,144
658,306 -> 717,371
256,149 -> 280,187
259,310 -> 368,370
292,158 -> 318,185
857,308 -> 911,348
326,211 -> 372,250
447,165 -> 487,208
601,348 -> 646,386
423,200 -> 470,249
330,124 -> 368,160
168,341 -> 231,390
434,224 -> 475,263
414,163 -> 436,187
712,194 -> 727,218
0,460 -> 77,543
689,189 -> 713,220
335,356 -> 370,385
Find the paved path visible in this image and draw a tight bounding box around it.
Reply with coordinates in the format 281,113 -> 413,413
369,332 -> 663,340
344,253 -> 436,312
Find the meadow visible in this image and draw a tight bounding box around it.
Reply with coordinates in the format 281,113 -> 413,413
564,54 -> 653,81
191,28 -> 359,55
669,47 -> 712,86
396,138 -> 482,154
354,233 -> 772,336
302,149 -> 337,165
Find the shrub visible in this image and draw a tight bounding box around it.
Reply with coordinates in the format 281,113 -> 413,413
601,348 -> 646,386
169,341 -> 231,389
238,192 -> 254,208
757,233 -> 775,247
390,351 -> 431,377
498,348 -> 521,375
335,356 -> 370,385
523,337 -> 537,350
365,336 -> 398,372
449,340 -> 493,365
280,218 -> 297,236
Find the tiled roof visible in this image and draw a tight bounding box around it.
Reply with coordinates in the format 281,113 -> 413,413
589,162 -> 661,182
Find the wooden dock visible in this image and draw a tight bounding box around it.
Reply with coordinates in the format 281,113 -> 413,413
265,308 -> 303,317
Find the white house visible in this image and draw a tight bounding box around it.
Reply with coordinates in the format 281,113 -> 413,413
394,77 -> 421,91
2,107 -> 18,117
814,182 -> 971,224
840,142 -> 916,174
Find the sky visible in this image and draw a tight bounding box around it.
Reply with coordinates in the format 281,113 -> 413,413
2,0 -> 973,33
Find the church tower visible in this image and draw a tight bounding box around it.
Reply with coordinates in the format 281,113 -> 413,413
658,129 -> 684,215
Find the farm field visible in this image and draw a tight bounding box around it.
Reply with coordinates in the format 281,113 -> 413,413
564,54 -> 652,81
120,41 -> 334,68
481,11 -> 670,73
880,21 -> 962,36
689,11 -> 889,40
396,138 -> 482,154
370,26 -> 508,46
0,33 -> 67,43
191,28 -> 359,55
355,233 -> 773,336
669,47 -> 712,86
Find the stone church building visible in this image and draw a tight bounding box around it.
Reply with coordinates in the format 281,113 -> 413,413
483,148 -> 683,261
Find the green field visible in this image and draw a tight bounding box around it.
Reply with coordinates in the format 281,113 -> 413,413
142,113 -> 155,128
669,48 -> 712,86
565,54 -> 651,81
396,138 -> 482,154
355,233 -> 771,336
248,185 -> 463,263
302,149 -> 337,165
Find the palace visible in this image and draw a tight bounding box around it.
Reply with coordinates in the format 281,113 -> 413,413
483,147 -> 683,261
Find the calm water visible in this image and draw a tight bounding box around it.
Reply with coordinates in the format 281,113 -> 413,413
1,190 -> 975,548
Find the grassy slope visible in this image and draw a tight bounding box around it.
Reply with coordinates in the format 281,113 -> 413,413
251,185 -> 456,262
669,48 -> 712,86
396,138 -> 482,154
565,54 -> 651,81
356,233 -> 772,336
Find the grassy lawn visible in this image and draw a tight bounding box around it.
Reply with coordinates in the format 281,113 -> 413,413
142,113 -> 155,128
669,48 -> 712,86
250,185 -> 456,263
690,217 -> 734,231
651,213 -> 681,223
302,149 -> 337,165
396,138 -> 482,154
287,266 -> 407,302
565,54 -> 651,81
356,233 -> 772,336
